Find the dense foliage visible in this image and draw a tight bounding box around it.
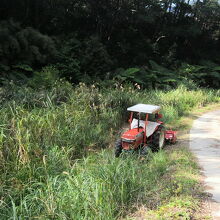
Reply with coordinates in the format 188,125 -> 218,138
0,0 -> 220,87
0,76 -> 219,218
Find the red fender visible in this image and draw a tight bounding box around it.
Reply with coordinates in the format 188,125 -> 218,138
165,130 -> 177,144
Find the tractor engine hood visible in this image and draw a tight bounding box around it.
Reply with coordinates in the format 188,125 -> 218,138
121,128 -> 144,142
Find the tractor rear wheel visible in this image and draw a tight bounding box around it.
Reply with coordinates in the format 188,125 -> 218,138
151,126 -> 165,152
115,139 -> 122,157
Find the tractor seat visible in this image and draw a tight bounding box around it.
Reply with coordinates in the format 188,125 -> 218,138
131,118 -> 160,137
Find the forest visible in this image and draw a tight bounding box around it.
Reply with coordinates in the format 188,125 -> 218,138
1,0 -> 220,88
0,0 -> 220,219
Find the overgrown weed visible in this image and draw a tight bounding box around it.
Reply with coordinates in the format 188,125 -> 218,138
0,80 -> 219,219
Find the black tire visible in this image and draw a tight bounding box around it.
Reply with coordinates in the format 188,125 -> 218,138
140,146 -> 151,156
151,125 -> 165,152
115,139 -> 122,157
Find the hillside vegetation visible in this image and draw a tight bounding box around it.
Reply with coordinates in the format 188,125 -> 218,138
1,1 -> 220,88
0,75 -> 219,219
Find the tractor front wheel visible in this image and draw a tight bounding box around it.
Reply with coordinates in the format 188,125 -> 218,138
140,146 -> 151,156
115,139 -> 122,157
151,126 -> 165,152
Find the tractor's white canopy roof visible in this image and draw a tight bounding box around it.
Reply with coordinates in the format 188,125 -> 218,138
127,104 -> 161,114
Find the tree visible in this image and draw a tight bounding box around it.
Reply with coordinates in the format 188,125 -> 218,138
0,20 -> 56,78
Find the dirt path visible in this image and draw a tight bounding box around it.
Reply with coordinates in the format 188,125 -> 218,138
190,109 -> 220,219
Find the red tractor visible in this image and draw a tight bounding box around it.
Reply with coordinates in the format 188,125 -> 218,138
115,104 -> 177,157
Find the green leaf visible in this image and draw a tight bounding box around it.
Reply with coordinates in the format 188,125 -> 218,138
213,66 -> 220,71
209,71 -> 220,78
121,68 -> 140,76
12,64 -> 33,72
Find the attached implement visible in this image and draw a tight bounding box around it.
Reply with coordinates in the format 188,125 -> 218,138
115,104 -> 177,157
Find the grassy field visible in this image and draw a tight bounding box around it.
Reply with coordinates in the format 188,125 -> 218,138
0,80 -> 219,219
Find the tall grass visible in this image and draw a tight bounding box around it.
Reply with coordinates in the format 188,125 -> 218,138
0,149 -> 201,219
0,80 -> 219,219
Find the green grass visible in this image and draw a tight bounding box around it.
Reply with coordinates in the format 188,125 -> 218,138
0,81 -> 219,219
1,148 -> 203,219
